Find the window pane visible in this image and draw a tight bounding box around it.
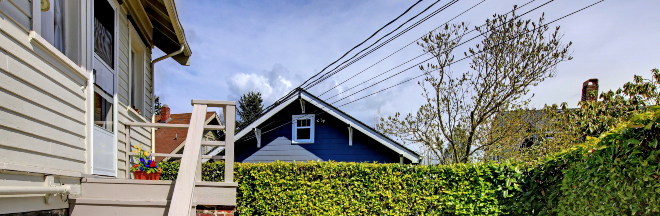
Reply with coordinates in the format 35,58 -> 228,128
94,91 -> 113,132
297,119 -> 302,127
130,51 -> 136,107
297,128 -> 310,140
94,0 -> 114,68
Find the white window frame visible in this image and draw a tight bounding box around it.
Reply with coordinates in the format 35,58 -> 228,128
90,0 -> 118,177
128,23 -> 146,117
292,114 -> 315,144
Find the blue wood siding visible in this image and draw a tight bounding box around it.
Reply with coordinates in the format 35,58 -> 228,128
234,99 -> 409,163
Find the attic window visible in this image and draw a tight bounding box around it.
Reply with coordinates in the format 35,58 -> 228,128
292,114 -> 315,144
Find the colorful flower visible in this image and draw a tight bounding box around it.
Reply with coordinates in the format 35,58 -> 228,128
133,164 -> 139,168
144,151 -> 150,157
139,167 -> 143,172
140,158 -> 146,164
150,161 -> 156,168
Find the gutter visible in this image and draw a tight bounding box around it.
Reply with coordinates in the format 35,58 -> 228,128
150,45 -> 185,154
152,45 -> 185,65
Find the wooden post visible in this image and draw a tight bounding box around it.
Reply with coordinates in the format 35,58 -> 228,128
196,148 -> 202,181
125,125 -> 130,179
224,105 -> 235,183
168,104 -> 207,216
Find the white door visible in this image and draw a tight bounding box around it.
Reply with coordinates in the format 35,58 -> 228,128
92,125 -> 116,175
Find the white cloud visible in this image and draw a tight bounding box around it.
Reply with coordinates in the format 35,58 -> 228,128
226,64 -> 302,105
156,0 -> 660,137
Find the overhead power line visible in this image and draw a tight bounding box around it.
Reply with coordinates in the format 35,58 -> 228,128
255,0 -> 457,122
302,0 -> 460,90
308,0 -> 547,92
232,0 -> 605,146
298,0 -> 426,88
333,0 -> 606,108
322,0 -> 556,102
316,0 -> 490,97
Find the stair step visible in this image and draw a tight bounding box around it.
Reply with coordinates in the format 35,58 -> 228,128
70,198 -> 197,216
76,178 -> 237,206
71,198 -> 172,206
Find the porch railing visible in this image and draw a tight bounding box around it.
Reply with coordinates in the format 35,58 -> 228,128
124,100 -> 235,216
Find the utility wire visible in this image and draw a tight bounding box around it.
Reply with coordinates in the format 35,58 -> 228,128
236,0 -> 529,140
235,0 -> 592,142
251,0 -> 451,125
316,0 -> 490,97
308,0 -> 542,93
298,0 -> 426,88
302,0 -> 460,90
323,0 -> 555,102
227,0 -> 604,148
333,0 -> 606,108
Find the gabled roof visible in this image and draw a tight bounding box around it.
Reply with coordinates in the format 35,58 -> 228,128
206,90 -> 421,163
154,112 -> 219,161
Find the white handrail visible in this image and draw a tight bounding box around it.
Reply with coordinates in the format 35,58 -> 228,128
123,100 -> 236,214
168,104 -> 207,216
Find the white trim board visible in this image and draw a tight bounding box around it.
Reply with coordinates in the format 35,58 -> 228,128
206,91 -> 420,163
0,161 -> 82,178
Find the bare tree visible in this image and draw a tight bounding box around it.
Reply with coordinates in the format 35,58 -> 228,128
373,107 -> 382,131
379,12 -> 572,164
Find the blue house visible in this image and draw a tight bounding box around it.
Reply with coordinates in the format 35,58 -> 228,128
206,89 -> 420,164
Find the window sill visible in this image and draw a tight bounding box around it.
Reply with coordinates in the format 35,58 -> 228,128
127,106 -> 149,123
292,141 -> 314,144
28,31 -> 89,80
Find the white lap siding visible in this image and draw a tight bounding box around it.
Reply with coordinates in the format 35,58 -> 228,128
115,6 -> 154,179
0,19 -> 86,173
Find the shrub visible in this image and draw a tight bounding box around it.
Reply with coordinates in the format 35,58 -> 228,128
556,107 -> 660,215
160,109 -> 660,215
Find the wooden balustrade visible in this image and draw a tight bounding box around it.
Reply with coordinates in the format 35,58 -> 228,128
123,100 -> 235,216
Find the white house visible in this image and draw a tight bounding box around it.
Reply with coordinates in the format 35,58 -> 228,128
0,1 -> 237,215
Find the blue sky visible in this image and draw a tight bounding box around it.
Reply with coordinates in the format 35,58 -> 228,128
156,0 -> 660,128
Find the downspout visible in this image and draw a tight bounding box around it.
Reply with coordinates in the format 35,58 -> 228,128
150,45 -> 185,153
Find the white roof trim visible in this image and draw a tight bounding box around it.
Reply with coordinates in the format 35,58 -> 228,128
205,92 -> 420,163
204,96 -> 298,158
300,93 -> 419,163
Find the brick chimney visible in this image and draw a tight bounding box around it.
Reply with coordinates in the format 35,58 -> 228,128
581,79 -> 599,102
160,104 -> 170,123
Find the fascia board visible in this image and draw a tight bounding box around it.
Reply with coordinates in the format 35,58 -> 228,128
161,0 -> 191,57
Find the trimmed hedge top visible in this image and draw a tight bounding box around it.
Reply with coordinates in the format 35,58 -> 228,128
160,108 -> 660,215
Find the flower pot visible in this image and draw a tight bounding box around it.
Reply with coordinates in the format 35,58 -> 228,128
132,171 -> 147,180
147,172 -> 162,180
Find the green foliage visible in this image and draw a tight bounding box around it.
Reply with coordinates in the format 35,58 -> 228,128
154,95 -> 162,115
164,161 -> 527,215
558,68 -> 660,142
236,91 -> 264,131
160,109 -> 660,215
557,107 -> 660,215
491,68 -> 660,163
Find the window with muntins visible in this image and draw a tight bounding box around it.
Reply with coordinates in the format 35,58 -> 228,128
292,114 -> 315,143
92,0 -> 115,132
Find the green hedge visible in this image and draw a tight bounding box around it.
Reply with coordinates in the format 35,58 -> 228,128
163,161 -> 528,215
160,109 -> 660,215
